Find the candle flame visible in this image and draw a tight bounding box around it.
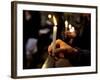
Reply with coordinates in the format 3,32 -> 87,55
53,16 -> 57,26
48,14 -> 52,19
70,26 -> 75,32
65,20 -> 68,28
69,24 -> 72,29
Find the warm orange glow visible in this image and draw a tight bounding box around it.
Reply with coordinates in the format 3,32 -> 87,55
53,16 -> 57,26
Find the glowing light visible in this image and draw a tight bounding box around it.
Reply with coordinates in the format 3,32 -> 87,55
65,20 -> 68,28
65,20 -> 68,32
48,14 -> 52,19
69,24 -> 72,29
53,16 -> 57,26
70,26 -> 75,32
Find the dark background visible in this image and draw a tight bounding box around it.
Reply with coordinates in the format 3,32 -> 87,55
23,10 -> 91,69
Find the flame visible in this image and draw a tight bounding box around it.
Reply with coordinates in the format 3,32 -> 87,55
69,24 -> 72,29
70,26 -> 75,32
48,14 -> 52,19
65,20 -> 68,28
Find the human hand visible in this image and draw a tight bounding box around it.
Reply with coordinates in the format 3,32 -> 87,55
48,39 -> 77,58
65,31 -> 77,39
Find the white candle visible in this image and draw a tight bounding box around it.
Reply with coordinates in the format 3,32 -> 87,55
69,24 -> 72,30
52,26 -> 57,54
69,26 -> 75,44
64,20 -> 68,38
52,16 -> 57,56
53,16 -> 57,26
65,20 -> 68,32
69,26 -> 75,32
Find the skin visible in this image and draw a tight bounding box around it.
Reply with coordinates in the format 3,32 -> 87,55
65,31 -> 77,39
48,39 -> 78,58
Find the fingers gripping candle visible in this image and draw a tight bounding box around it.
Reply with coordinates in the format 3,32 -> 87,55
52,16 -> 57,56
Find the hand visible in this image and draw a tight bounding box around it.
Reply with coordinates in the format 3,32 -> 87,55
65,31 -> 77,39
48,39 -> 77,58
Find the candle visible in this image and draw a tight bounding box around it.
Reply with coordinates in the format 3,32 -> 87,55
69,24 -> 72,30
52,16 -> 57,56
64,20 -> 68,38
69,26 -> 75,44
65,20 -> 68,32
69,26 -> 75,32
53,16 -> 57,26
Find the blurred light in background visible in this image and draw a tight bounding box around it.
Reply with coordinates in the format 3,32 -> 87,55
48,14 -> 52,19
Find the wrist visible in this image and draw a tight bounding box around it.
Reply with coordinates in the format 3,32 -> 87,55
64,48 -> 79,59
